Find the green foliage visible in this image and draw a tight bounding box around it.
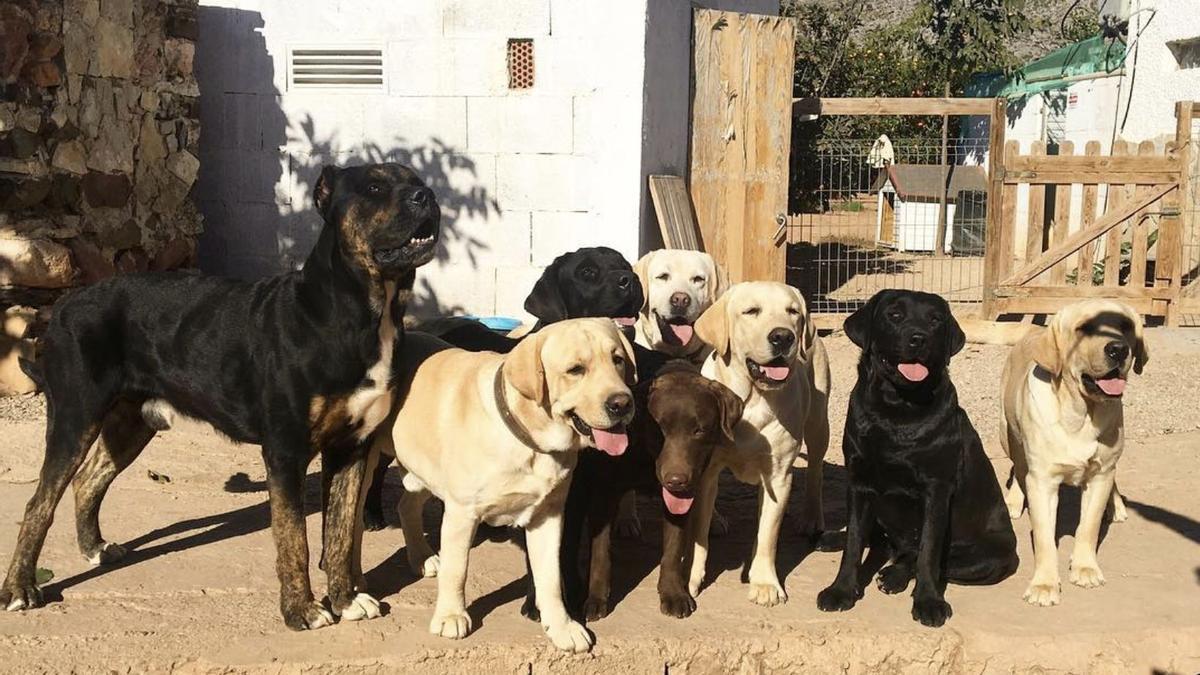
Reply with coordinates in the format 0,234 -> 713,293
916,0 -> 1032,81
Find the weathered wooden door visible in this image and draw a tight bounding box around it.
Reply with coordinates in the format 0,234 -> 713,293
689,9 -> 796,284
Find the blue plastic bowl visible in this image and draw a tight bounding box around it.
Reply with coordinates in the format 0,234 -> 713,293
463,316 -> 522,332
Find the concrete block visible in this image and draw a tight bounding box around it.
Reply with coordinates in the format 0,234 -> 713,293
279,94 -> 364,154
443,0 -> 551,37
361,96 -> 467,151
535,37 -> 597,95
444,208 -> 529,268
337,1 -> 440,38
387,38 -> 507,97
531,210 -> 598,266
467,95 -> 573,154
496,153 -> 589,212
494,264 -> 545,322
413,261 -> 497,318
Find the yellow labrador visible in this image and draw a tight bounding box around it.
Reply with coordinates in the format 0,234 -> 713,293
1000,299 -> 1148,607
687,282 -> 831,606
383,318 -> 637,652
632,249 -> 729,362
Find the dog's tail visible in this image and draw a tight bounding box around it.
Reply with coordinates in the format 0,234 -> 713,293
18,357 -> 44,389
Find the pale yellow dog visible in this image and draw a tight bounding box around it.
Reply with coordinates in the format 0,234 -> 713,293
1000,299 -> 1148,607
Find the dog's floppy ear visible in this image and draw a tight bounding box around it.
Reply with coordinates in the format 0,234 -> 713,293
694,290 -> 732,359
843,292 -> 880,350
707,378 -> 744,444
1130,309 -> 1149,375
705,254 -> 729,303
946,313 -> 966,357
790,286 -> 816,358
504,332 -> 546,405
313,165 -> 339,218
1029,319 -> 1063,377
524,257 -> 568,326
615,324 -> 639,385
632,252 -> 653,314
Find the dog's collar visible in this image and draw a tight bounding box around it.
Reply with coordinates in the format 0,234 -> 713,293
493,365 -> 540,451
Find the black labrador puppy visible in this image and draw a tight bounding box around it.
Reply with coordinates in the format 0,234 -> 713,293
2,164 -> 439,630
361,245 -> 645,529
817,289 -> 1017,627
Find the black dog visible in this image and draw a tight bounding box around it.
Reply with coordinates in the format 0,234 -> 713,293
526,361 -> 742,622
817,290 -> 1017,627
1,164 -> 439,631
360,245 -> 646,530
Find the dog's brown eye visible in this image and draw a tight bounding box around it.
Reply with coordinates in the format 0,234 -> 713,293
656,273 -> 670,281
693,427 -> 705,437
887,310 -> 903,322
613,354 -> 625,368
568,364 -> 586,376
366,183 -> 383,195
691,276 -> 705,284
744,307 -> 761,316
786,307 -> 800,316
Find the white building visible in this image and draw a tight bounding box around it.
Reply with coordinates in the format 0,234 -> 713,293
193,0 -> 775,320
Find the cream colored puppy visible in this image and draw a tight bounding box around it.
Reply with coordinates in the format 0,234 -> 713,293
687,282 -> 831,606
384,319 -> 637,652
632,249 -> 728,362
1000,299 -> 1148,607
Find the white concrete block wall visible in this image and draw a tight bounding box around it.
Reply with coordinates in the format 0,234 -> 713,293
196,0 -> 775,319
1118,0 -> 1200,144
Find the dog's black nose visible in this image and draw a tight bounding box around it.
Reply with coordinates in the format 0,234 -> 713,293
670,292 -> 691,310
768,328 -> 795,352
663,473 -> 690,492
909,332 -> 926,348
1105,341 -> 1130,363
605,393 -> 633,418
617,274 -> 631,290
410,187 -> 434,206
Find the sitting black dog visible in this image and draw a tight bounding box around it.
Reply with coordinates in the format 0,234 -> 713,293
817,289 -> 1018,627
361,245 -> 646,529
1,164 -> 439,631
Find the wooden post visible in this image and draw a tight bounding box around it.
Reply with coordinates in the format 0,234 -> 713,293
1164,101 -> 1193,325
981,98 -> 1007,319
1050,140 -> 1074,285
1025,141 -> 1047,281
1104,141 -> 1132,287
1128,141 -> 1157,290
934,82 -> 951,256
1076,141 -> 1102,286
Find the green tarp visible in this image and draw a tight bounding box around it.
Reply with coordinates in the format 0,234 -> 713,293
967,34 -> 1127,99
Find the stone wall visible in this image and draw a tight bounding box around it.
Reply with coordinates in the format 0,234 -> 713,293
0,0 -> 204,393
0,0 -> 203,295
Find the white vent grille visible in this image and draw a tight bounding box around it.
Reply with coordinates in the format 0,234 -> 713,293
287,46 -> 385,91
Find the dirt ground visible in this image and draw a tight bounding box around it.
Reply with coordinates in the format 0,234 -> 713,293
1,330 -> 1198,674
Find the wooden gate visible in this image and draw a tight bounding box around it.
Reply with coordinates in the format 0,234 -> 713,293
983,101 -> 1195,324
689,9 -> 796,284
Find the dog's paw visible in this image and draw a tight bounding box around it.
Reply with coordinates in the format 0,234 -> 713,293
816,585 -> 859,612
86,541 -> 128,566
582,595 -> 609,622
911,596 -> 952,627
1069,563 -> 1105,589
336,592 -> 382,621
613,514 -> 642,540
363,508 -> 388,532
876,565 -> 912,595
659,589 -> 696,619
1,582 -> 43,612
1106,500 -> 1128,524
748,581 -> 787,607
429,609 -> 472,639
1023,581 -> 1061,607
520,595 -> 540,623
710,509 -> 729,537
545,620 -> 593,653
282,600 -> 335,631
407,552 -> 439,578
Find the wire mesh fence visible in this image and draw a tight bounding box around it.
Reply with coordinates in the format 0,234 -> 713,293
1181,117 -> 1200,326
787,137 -> 990,314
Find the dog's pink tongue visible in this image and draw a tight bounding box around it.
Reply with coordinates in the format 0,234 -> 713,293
614,317 -> 636,327
592,428 -> 628,456
662,488 -> 694,515
762,364 -> 790,381
898,362 -> 929,382
1096,377 -> 1126,396
669,323 -> 694,344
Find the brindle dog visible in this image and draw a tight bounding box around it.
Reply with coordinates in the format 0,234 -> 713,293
1,163 -> 439,630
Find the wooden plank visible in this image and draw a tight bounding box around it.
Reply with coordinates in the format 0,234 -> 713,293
1105,141 -> 1132,287
1024,141 -> 1047,276
991,285 -> 1175,299
1003,171 -> 1179,185
991,296 -> 1159,316
1164,101 -> 1194,325
1049,141 -> 1074,285
1002,182 -> 1175,286
793,97 -> 996,116
1128,140 -> 1157,288
1076,141 -> 1102,286
648,175 -> 703,250
1007,153 -> 1179,174
981,98 -> 1008,319
999,140 -> 1020,279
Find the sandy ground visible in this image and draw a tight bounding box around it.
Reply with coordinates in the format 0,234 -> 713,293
1,330 -> 1199,674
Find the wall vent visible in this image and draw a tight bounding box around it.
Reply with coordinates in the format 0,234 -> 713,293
507,39 -> 534,90
287,46 -> 386,91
